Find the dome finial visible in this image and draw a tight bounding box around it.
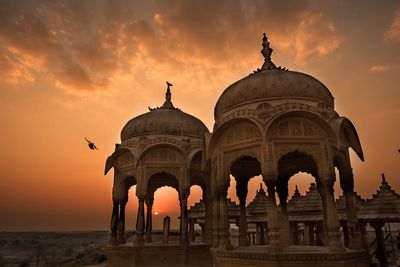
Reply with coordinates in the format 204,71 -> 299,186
148,81 -> 179,111
161,81 -> 175,109
166,81 -> 173,101
260,33 -> 277,70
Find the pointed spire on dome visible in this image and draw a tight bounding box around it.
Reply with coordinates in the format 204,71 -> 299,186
149,81 -> 180,111
258,183 -> 265,194
381,173 -> 387,184
161,81 -> 175,109
293,185 -> 301,197
260,33 -> 277,70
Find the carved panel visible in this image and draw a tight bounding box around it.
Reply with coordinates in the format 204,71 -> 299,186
220,122 -> 261,147
273,143 -> 323,168
268,117 -> 325,139
141,147 -> 184,164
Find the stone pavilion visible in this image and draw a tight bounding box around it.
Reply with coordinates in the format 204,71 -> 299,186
104,34 -> 370,267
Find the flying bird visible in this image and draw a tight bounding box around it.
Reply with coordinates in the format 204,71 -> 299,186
85,137 -> 98,150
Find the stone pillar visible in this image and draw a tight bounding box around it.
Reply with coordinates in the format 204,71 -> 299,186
277,178 -> 291,246
218,185 -> 232,250
315,223 -> 324,246
303,223 -> 310,245
236,177 -> 249,246
189,220 -> 195,242
212,192 -> 220,248
204,189 -> 214,245
117,202 -> 126,244
341,168 -> 366,249
134,196 -> 145,246
109,201 -> 119,245
200,223 -> 205,243
255,224 -> 261,245
341,220 -> 350,248
319,177 -> 344,251
259,223 -> 266,245
145,196 -> 154,243
291,222 -> 299,245
371,222 -> 388,267
179,189 -> 189,247
264,174 -> 281,252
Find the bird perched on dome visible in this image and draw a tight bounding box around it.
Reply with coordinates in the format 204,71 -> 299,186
85,137 -> 98,150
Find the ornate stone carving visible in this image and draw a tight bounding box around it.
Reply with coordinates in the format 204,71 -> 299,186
273,143 -> 323,168
220,122 -> 261,147
268,117 -> 325,139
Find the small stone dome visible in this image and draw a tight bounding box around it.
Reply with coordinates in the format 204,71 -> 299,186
214,34 -> 334,118
121,83 -> 209,141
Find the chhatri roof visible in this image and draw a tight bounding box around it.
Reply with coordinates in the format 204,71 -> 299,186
214,34 -> 334,118
188,198 -> 240,220
358,174 -> 400,222
121,82 -> 209,141
336,192 -> 365,215
287,185 -> 303,210
246,183 -> 269,216
288,183 -> 323,222
288,183 -> 322,213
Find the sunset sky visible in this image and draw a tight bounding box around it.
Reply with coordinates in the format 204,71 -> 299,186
0,0 -> 399,231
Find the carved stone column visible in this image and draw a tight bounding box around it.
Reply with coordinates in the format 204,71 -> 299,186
109,201 -> 119,245
259,223 -> 266,245
277,178 -> 290,246
218,185 -> 232,250
236,177 -> 249,246
204,189 -> 213,245
319,177 -> 344,251
370,221 -> 388,267
189,220 -> 195,242
134,196 -> 145,246
303,222 -> 310,245
117,202 -> 126,244
145,195 -> 154,243
179,188 -> 189,247
341,220 -> 350,248
264,174 -> 281,252
341,168 -> 366,249
200,223 -> 205,243
255,224 -> 261,245
212,191 -> 220,248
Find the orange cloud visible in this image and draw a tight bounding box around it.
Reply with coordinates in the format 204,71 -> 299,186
384,8 -> 400,43
368,64 -> 399,73
0,0 -> 343,93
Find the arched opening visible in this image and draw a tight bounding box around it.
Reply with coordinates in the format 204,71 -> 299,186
145,172 -> 180,243
277,152 -> 323,247
228,156 -> 262,247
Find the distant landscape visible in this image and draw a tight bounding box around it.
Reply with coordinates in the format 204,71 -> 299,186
0,231 -> 109,267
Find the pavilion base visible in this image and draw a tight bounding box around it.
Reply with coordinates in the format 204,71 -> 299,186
211,246 -> 370,267
105,243 -> 212,267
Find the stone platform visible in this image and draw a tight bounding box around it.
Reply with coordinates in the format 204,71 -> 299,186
105,242 -> 212,267
211,246 -> 370,267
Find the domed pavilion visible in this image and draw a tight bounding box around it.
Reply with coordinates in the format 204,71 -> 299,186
104,83 -> 213,265
104,34 -> 370,267
206,33 -> 368,266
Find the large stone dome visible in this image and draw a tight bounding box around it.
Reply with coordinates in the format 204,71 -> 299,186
121,84 -> 209,141
214,34 -> 334,118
